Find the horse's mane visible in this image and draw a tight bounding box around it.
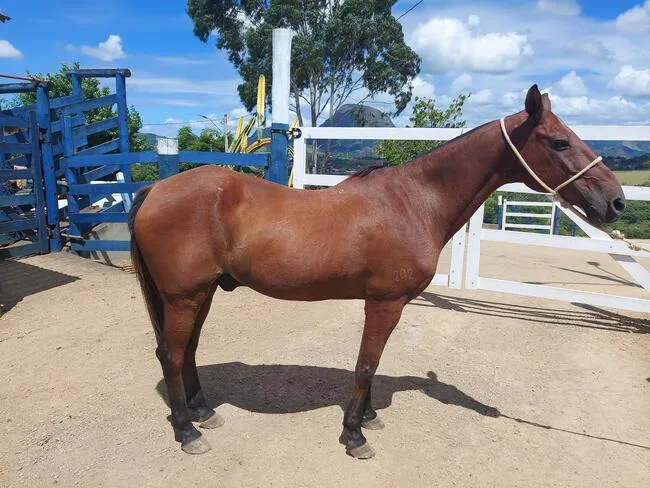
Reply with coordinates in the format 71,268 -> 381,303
348,164 -> 385,178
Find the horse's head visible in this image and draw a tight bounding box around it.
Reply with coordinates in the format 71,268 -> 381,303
505,84 -> 625,226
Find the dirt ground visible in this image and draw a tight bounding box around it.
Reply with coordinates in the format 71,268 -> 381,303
0,243 -> 649,488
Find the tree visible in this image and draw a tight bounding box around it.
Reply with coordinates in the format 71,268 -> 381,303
186,0 -> 421,172
11,62 -> 149,152
375,94 -> 470,166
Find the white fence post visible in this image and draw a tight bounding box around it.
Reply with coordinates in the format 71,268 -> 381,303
448,226 -> 466,289
465,204 -> 485,290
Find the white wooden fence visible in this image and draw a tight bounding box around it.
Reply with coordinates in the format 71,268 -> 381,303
292,124 -> 650,313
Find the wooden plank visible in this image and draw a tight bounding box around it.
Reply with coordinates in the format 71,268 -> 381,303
72,117 -> 119,140
0,218 -> 38,233
0,114 -> 30,128
478,278 -> 650,314
63,151 -> 158,167
69,181 -> 154,195
0,169 -> 32,180
179,151 -> 268,167
57,94 -> 117,116
0,142 -> 32,154
505,212 -> 553,218
73,138 -> 120,157
0,194 -> 35,207
49,94 -> 82,109
481,228 -> 648,258
0,83 -> 39,94
609,254 -> 650,292
71,239 -> 130,252
71,69 -> 131,78
448,227 -> 466,289
504,223 -> 552,230
51,113 -> 85,134
464,205 -> 485,290
80,164 -> 122,183
68,212 -> 129,224
0,242 -> 42,259
292,136 -> 306,189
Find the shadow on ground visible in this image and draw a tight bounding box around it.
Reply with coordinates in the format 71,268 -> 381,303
0,259 -> 79,313
415,292 -> 649,334
153,362 -> 649,451
155,362 -> 500,417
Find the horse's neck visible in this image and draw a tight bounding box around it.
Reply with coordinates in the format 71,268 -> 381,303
403,119 -> 519,244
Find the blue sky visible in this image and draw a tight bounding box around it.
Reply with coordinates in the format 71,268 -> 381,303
1,0 -> 649,137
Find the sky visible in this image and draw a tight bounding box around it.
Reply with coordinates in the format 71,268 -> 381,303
1,0 -> 649,137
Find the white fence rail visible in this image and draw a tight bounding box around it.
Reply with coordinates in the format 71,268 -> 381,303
292,124 -> 650,313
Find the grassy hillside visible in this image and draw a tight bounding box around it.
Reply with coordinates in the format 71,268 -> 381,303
614,170 -> 650,186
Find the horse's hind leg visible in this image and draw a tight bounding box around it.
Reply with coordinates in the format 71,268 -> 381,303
340,298 -> 405,459
183,284 -> 225,429
157,299 -> 211,455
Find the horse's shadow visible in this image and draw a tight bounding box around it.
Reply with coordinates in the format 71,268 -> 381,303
154,362 -> 500,418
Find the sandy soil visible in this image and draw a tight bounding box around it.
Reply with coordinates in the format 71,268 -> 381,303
0,246 -> 649,488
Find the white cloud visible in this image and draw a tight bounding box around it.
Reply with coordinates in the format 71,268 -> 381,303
567,40 -> 614,61
411,76 -> 435,98
164,117 -> 183,124
80,34 -> 126,62
451,73 -> 473,92
128,75 -> 240,96
536,0 -> 580,16
155,56 -> 211,66
468,89 -> 493,105
0,40 -> 22,58
411,16 -> 533,74
616,0 -> 650,33
229,107 -> 250,119
608,65 -> 650,96
554,71 -> 588,97
467,15 -> 480,28
159,99 -> 204,107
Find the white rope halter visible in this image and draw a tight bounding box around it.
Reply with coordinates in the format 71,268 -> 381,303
499,117 -> 602,200
499,117 -> 649,253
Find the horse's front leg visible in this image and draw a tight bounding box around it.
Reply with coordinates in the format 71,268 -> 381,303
341,298 -> 405,459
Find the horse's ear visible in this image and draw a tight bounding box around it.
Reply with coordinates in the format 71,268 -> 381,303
525,84 -> 544,124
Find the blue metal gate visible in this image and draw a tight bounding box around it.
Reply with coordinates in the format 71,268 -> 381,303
0,109 -> 48,258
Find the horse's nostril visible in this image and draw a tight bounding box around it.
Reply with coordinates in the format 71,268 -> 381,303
613,197 -> 626,213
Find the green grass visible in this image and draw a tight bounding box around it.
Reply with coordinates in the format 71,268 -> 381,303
614,170 -> 650,186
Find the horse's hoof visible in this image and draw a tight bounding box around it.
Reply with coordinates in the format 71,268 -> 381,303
199,412 -> 225,429
362,415 -> 384,430
347,442 -> 376,459
181,435 -> 212,455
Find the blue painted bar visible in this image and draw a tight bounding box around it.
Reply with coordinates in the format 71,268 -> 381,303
115,72 -> 133,211
72,117 -> 119,140
0,169 -> 32,180
50,94 -> 82,110
0,218 -> 38,233
268,123 -> 289,184
0,82 -> 41,94
69,212 -> 129,224
63,151 -> 158,167
0,142 -> 33,154
71,69 -> 131,78
80,164 -> 122,183
0,242 -> 41,259
51,113 -> 85,134
0,194 -> 35,206
0,114 -> 30,128
69,181 -> 154,194
37,84 -> 61,250
63,115 -> 82,249
57,94 -> 117,116
29,111 -> 49,253
73,138 -> 120,157
178,151 -> 269,167
70,73 -> 82,99
71,239 -> 130,252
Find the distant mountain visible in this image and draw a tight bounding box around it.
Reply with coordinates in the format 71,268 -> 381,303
586,141 -> 650,159
141,132 -> 162,149
320,104 -> 395,129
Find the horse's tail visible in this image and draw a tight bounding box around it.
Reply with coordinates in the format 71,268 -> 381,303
128,186 -> 164,341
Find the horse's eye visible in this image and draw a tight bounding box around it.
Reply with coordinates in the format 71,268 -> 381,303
551,139 -> 570,151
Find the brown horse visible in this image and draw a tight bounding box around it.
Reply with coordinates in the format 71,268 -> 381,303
128,85 -> 625,458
